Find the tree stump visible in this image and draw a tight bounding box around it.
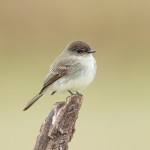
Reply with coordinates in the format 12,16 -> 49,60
34,94 -> 83,150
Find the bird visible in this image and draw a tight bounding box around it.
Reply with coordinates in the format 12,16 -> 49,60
23,40 -> 96,111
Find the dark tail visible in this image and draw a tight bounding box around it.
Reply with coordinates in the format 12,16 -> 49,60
23,93 -> 44,111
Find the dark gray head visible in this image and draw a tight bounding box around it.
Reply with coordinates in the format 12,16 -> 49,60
66,41 -> 96,56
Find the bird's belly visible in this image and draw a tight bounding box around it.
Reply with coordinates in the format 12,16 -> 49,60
52,73 -> 94,92
52,57 -> 96,92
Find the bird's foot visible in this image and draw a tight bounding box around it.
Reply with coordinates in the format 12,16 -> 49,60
68,90 -> 83,96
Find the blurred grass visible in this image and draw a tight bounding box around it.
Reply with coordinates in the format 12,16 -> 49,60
0,0 -> 150,150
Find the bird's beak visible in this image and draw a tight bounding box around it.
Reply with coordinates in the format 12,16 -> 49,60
87,50 -> 96,53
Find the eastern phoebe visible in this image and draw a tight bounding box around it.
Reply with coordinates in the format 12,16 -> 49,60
23,40 -> 96,111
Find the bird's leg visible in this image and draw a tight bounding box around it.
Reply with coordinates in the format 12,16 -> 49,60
76,91 -> 83,96
68,90 -> 74,95
76,91 -> 80,95
51,91 -> 56,95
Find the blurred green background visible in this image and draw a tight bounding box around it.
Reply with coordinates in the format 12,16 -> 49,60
0,0 -> 150,150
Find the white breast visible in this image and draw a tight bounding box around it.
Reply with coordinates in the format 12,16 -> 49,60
77,54 -> 96,89
52,54 -> 96,92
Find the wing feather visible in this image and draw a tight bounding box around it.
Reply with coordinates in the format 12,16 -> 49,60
39,59 -> 72,94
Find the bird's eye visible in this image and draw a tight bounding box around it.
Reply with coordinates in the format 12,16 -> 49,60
76,50 -> 83,54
